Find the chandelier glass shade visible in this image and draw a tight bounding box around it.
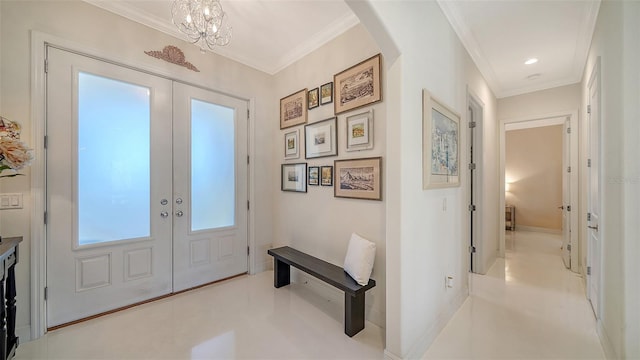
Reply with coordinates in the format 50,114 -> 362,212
171,0 -> 232,51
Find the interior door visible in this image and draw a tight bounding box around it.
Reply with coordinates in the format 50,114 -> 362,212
587,64 -> 601,318
172,82 -> 248,292
46,47 -> 174,326
561,118 -> 571,268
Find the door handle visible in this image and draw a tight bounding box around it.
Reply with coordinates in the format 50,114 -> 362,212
558,206 -> 564,210
588,225 -> 599,231
175,210 -> 184,217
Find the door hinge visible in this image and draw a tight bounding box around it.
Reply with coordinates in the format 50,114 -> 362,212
247,246 -> 250,256
567,205 -> 571,212
468,204 -> 476,212
44,135 -> 48,149
247,155 -> 250,165
44,211 -> 47,225
247,109 -> 250,120
44,59 -> 49,74
588,159 -> 592,167
587,105 -> 591,114
567,166 -> 571,173
567,127 -> 571,134
44,286 -> 48,301
468,246 -> 476,253
567,244 -> 572,251
247,201 -> 250,211
468,163 -> 476,170
587,266 -> 591,275
469,121 -> 476,129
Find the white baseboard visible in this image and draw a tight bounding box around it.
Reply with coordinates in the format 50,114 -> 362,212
597,320 -> 618,359
384,348 -> 403,360
17,325 -> 31,343
405,289 -> 468,359
514,225 -> 562,234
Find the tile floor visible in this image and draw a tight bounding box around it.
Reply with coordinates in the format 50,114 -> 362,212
422,231 -> 604,359
17,231 -> 604,359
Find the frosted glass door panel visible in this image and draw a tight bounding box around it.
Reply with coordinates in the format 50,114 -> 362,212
78,72 -> 151,245
191,99 -> 235,231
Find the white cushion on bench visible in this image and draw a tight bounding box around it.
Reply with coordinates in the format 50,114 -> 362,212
344,233 -> 376,286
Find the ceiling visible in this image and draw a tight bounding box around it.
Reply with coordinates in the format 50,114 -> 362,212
85,0 -> 600,98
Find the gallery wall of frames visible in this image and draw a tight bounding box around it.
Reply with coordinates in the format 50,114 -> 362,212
279,54 -> 383,201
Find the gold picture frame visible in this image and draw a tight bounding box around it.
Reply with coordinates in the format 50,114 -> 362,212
334,54 -> 382,115
280,89 -> 307,129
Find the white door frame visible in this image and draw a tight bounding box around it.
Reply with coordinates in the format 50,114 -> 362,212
499,110 -> 579,272
29,31 -> 256,340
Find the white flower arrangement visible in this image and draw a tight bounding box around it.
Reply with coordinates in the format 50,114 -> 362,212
0,116 -> 33,178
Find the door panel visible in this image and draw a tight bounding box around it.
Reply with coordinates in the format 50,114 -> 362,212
587,65 -> 601,318
46,47 -> 173,327
561,118 -> 571,268
172,83 -> 248,292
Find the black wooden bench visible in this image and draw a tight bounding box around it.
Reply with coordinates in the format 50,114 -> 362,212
267,246 -> 376,337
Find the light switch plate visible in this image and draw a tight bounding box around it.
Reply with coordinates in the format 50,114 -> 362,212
0,193 -> 23,210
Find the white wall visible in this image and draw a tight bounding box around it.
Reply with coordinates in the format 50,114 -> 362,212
271,24 -> 386,327
348,2 -> 499,358
580,0 -> 640,358
0,0 -> 275,339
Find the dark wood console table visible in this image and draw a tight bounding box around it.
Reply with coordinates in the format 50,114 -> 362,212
0,237 -> 21,360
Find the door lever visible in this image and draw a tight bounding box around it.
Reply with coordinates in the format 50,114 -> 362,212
588,225 -> 599,231
558,206 -> 564,210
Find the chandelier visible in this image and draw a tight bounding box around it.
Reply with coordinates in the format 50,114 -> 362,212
171,0 -> 232,51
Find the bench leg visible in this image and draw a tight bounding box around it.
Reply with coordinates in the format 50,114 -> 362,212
344,292 -> 365,337
273,258 -> 290,288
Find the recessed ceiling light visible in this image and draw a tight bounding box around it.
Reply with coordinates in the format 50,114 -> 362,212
525,58 -> 538,65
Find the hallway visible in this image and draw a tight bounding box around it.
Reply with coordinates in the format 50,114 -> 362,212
423,231 -> 604,359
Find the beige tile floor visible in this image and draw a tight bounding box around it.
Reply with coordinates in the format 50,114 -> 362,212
17,231 -> 603,359
423,231 -> 604,359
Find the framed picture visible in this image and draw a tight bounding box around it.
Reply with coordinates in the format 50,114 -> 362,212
284,129 -> 300,160
308,88 -> 319,109
321,166 -> 333,186
334,54 -> 382,115
280,89 -> 307,129
334,157 -> 382,200
305,117 -> 338,159
346,109 -> 374,152
422,89 -> 460,189
281,163 -> 307,192
320,82 -> 333,105
308,166 -> 319,186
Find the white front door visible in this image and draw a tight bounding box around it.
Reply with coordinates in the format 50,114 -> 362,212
172,83 -> 248,292
561,118 -> 571,268
587,61 -> 601,318
46,47 -> 248,326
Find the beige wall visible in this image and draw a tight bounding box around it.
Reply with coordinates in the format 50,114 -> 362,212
271,24 -> 386,327
505,125 -> 563,230
1,0 -> 275,339
498,83 -> 581,121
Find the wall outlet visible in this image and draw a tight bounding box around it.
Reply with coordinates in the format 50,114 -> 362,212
0,193 -> 23,210
445,275 -> 453,288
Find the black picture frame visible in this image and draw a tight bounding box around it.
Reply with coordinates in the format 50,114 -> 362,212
281,163 -> 307,192
321,166 -> 333,186
308,166 -> 320,186
308,88 -> 319,109
320,82 -> 333,105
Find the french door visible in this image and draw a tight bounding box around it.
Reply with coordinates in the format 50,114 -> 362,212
46,47 -> 248,327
